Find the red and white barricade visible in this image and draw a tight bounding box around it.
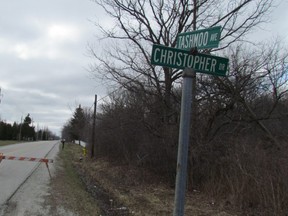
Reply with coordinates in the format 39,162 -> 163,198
0,154 -> 53,163
0,153 -> 53,163
0,152 -> 53,178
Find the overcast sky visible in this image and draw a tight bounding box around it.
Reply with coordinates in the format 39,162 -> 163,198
0,0 -> 108,136
0,0 -> 288,136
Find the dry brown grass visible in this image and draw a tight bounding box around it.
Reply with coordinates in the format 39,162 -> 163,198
47,143 -> 101,216
65,143 -> 239,216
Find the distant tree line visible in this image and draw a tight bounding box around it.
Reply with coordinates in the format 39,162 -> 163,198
0,114 -> 58,141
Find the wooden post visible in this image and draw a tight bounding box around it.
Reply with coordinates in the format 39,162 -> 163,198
91,94 -> 97,158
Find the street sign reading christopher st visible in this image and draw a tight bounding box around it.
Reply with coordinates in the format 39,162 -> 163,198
177,26 -> 221,50
151,44 -> 229,76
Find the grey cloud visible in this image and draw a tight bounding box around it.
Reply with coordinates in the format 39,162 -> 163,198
0,0 -> 107,135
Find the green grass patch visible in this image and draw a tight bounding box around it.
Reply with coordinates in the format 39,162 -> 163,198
0,140 -> 21,146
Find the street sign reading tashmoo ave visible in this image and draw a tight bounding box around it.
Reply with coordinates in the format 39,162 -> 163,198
151,44 -> 229,76
176,26 -> 221,50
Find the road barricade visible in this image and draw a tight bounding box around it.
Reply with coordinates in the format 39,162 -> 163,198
0,152 -> 53,178
0,154 -> 53,163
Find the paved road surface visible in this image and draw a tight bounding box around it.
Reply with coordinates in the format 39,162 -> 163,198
0,141 -> 58,208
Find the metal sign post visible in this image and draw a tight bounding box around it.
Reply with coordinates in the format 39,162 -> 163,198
173,68 -> 194,216
150,26 -> 228,216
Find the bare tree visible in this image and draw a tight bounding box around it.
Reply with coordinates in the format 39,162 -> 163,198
196,40 -> 288,150
88,0 -> 277,192
89,0 -> 274,113
87,1 -> 288,212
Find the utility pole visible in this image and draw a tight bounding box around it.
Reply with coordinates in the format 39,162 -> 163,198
0,88 -> 1,118
36,123 -> 39,141
189,0 -> 198,190
19,116 -> 23,141
91,94 -> 97,158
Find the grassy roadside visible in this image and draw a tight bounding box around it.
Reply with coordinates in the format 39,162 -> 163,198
57,143 -> 239,216
0,140 -> 21,146
47,143 -> 101,216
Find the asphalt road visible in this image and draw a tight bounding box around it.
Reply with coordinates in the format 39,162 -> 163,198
0,141 -> 58,208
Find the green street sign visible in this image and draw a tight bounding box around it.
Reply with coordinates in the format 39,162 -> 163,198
177,26 -> 221,50
151,44 -> 229,76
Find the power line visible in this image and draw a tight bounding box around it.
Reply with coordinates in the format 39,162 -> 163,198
96,73 -> 143,103
86,73 -> 144,112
